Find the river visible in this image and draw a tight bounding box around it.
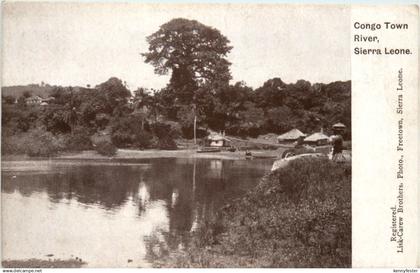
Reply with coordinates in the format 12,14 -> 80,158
1,158 -> 273,267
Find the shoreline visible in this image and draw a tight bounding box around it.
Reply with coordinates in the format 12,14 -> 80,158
2,148 -> 285,162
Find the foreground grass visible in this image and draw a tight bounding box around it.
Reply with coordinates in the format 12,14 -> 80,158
2,258 -> 86,268
157,158 -> 351,268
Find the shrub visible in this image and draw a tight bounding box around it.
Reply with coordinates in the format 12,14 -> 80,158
39,105 -> 72,134
2,129 -> 63,157
157,137 -> 177,150
2,137 -> 18,155
136,131 -> 153,149
110,116 -> 153,149
110,129 -> 153,149
2,105 -> 40,134
62,128 -> 93,151
111,131 -> 134,147
95,113 -> 110,129
95,140 -> 117,156
151,122 -> 178,150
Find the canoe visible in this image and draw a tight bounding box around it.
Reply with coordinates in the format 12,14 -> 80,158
252,155 -> 278,159
197,148 -> 221,153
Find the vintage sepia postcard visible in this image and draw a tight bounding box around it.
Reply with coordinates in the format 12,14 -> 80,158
0,2 -> 418,269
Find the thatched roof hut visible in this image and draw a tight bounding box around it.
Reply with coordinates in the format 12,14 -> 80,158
277,129 -> 306,143
304,132 -> 330,146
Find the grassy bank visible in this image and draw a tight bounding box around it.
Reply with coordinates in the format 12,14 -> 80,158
158,157 -> 351,267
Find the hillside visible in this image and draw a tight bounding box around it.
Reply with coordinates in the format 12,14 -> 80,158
2,85 -> 55,98
1,85 -> 89,98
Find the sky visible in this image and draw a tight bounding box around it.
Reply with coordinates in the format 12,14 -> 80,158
2,3 -> 350,90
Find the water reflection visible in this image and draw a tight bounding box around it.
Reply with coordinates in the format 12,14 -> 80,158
2,158 -> 272,267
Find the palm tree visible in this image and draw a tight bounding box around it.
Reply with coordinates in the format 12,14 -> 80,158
63,106 -> 78,135
63,88 -> 78,135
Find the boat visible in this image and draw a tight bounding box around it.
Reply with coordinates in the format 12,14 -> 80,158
252,155 -> 278,159
197,147 -> 221,153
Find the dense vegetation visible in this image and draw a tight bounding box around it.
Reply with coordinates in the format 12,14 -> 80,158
1,79 -> 350,155
1,77 -> 350,156
2,18 -> 350,157
157,158 -> 351,267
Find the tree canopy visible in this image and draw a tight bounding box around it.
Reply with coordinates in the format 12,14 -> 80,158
142,18 -> 232,104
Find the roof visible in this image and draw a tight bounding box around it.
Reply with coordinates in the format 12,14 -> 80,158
42,97 -> 55,101
332,122 -> 346,128
304,132 -> 330,142
277,129 -> 306,140
208,133 -> 230,141
25,95 -> 42,101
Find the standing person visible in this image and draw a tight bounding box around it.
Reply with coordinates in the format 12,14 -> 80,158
332,134 -> 344,162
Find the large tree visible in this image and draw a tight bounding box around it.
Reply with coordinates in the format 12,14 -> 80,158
142,18 -> 233,104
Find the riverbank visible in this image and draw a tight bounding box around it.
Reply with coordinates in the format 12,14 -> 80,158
60,148 -> 285,160
156,157 -> 351,268
2,148 -> 286,162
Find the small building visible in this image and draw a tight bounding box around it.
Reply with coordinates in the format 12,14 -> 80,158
25,95 -> 43,105
41,97 -> 55,103
332,122 -> 346,134
304,132 -> 330,146
127,96 -> 135,104
332,122 -> 346,129
277,129 -> 306,144
207,132 -> 231,147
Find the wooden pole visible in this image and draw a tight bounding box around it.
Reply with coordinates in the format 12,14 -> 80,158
194,114 -> 197,145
